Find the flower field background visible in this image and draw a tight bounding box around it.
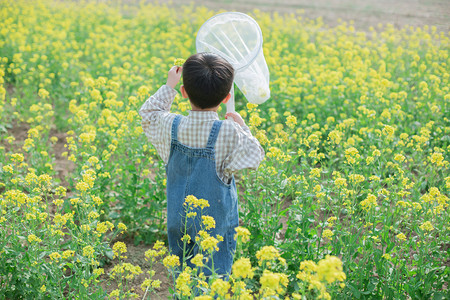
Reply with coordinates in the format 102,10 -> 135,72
0,0 -> 449,299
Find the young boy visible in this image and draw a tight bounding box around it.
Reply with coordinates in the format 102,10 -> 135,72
139,52 -> 264,278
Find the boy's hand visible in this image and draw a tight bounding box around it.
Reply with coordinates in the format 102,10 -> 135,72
166,66 -> 182,89
225,112 -> 246,127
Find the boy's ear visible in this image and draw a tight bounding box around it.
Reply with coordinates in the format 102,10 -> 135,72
180,85 -> 189,99
222,93 -> 231,104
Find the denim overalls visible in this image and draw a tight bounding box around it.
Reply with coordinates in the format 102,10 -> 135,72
166,115 -> 239,278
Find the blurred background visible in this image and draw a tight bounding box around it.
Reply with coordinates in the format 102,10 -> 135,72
157,0 -> 450,32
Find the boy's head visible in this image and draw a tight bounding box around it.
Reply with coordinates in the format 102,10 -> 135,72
182,52 -> 234,109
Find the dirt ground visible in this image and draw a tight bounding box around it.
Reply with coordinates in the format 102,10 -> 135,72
99,242 -> 173,299
157,0 -> 450,33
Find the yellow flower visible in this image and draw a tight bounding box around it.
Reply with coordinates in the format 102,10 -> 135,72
187,212 -> 197,218
200,236 -> 220,252
286,115 -> 297,129
349,174 -> 365,184
141,278 -> 160,291
396,232 -> 406,241
256,246 -> 280,265
79,131 -> 96,144
411,202 -> 422,211
309,168 -> 322,178
38,88 -> 50,99
247,103 -> 258,110
299,260 -> 318,274
49,252 -> 61,261
195,296 -> 213,300
163,255 -> 180,268
202,215 -> 216,230
176,271 -> 192,296
429,187 -> 440,197
69,198 -> 81,206
335,177 -> 347,188
28,234 -> 42,244
360,193 -> 378,211
419,221 -> 434,231
382,124 -> 395,139
322,229 -> 334,239
184,195 -> 209,209
234,226 -> 251,243
109,289 -> 120,298
260,270 -> 288,295
316,255 -> 346,284
112,241 -> 127,259
153,240 -> 165,250
62,250 -> 75,259
110,262 -> 142,280
232,257 -> 254,279
191,254 -> 205,267
152,279 -> 161,288
196,230 -> 210,241
92,196 -> 103,206
76,181 -> 90,192
10,153 -> 24,163
327,216 -> 337,227
429,152 -> 445,166
88,211 -> 100,219
144,249 -> 158,261
93,268 -> 104,277
210,278 -> 230,297
328,130 -> 343,144
181,234 -> 191,243
82,245 -> 95,258
173,58 -> 186,66
249,113 -> 264,127
96,222 -> 109,234
345,147 -> 360,164
118,222 -> 127,232
394,153 -> 406,162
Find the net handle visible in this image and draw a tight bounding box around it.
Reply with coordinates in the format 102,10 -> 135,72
226,84 -> 235,113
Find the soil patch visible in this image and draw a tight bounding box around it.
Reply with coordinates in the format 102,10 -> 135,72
100,241 -> 172,299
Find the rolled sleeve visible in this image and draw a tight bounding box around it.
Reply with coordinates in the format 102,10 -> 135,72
139,85 -> 177,162
222,122 -> 265,178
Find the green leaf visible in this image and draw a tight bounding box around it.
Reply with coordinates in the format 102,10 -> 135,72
108,211 -> 120,219
347,283 -> 361,299
104,249 -> 114,260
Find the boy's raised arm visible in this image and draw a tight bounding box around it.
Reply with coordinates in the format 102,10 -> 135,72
138,67 -> 181,160
166,66 -> 182,89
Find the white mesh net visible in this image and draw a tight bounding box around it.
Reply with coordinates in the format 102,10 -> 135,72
196,12 -> 270,109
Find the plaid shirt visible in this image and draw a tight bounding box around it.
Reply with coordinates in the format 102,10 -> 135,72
139,85 -> 265,182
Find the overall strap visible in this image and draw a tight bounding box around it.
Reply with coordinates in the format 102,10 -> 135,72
206,120 -> 223,150
171,115 -> 182,141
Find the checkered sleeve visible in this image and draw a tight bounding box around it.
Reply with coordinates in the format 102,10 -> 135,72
222,121 -> 265,178
139,85 -> 177,162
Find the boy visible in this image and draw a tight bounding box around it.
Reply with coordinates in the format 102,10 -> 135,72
139,52 -> 264,278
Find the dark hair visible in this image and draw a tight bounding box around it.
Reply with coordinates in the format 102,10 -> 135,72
182,52 -> 234,109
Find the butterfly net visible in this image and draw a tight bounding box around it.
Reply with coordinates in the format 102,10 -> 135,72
196,12 -> 270,105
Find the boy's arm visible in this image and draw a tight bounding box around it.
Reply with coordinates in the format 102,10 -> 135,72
223,112 -> 265,177
139,67 -> 182,161
139,85 -> 176,138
